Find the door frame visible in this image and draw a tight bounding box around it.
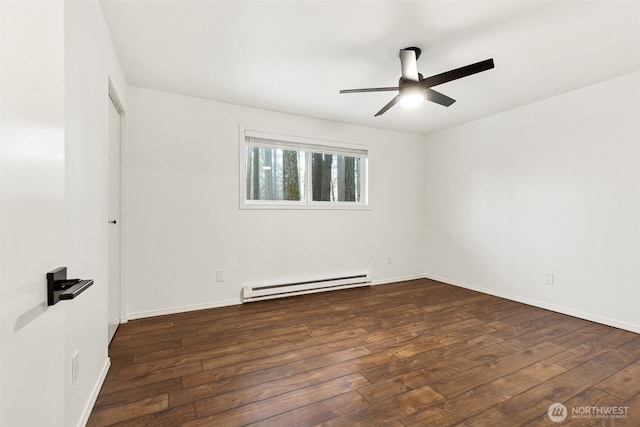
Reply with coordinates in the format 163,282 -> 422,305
108,79 -> 127,326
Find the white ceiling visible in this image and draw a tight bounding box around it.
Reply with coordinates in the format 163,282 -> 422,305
100,1 -> 640,135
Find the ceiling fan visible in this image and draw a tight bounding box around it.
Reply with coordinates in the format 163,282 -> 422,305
340,47 -> 495,116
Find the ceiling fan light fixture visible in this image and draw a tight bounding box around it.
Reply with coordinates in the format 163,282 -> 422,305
399,85 -> 424,108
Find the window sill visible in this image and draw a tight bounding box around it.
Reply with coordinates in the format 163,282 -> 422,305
240,202 -> 371,211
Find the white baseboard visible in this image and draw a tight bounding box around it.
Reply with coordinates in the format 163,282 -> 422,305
125,274 -> 639,333
78,357 -> 111,427
127,298 -> 241,320
372,274 -> 425,286
424,273 -> 640,334
126,276 -> 426,321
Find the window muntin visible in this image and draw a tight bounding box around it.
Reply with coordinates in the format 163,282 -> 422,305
242,130 -> 368,208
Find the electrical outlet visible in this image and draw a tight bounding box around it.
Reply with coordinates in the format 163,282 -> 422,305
71,351 -> 80,385
544,272 -> 554,285
216,270 -> 225,282
373,257 -> 378,267
387,256 -> 392,265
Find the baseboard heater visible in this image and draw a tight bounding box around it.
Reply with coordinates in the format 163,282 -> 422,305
242,273 -> 371,303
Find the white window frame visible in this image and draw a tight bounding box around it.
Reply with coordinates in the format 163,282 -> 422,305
240,126 -> 369,210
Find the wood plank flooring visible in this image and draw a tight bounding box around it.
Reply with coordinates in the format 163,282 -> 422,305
88,279 -> 640,426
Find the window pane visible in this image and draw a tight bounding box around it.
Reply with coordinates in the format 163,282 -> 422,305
311,153 -> 361,202
242,130 -> 367,208
245,146 -> 305,201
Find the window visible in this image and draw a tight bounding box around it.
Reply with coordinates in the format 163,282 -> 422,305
241,129 -> 368,208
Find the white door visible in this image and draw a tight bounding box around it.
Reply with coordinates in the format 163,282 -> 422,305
1,1 -> 67,424
108,96 -> 121,343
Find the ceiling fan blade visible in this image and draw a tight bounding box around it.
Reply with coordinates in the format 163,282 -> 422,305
340,87 -> 399,94
425,88 -> 456,107
422,58 -> 495,87
400,48 -> 419,82
374,95 -> 399,117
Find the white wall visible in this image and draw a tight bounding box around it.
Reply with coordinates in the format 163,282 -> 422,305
423,71 -> 640,332
123,86 -> 426,318
64,1 -> 127,425
1,1 -> 127,426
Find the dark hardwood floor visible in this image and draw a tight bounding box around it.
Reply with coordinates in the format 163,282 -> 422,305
88,279 -> 640,426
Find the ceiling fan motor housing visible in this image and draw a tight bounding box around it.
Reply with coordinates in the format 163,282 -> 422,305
398,77 -> 424,93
